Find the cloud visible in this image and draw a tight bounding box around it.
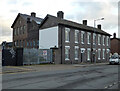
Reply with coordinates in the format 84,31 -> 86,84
0,0 -> 119,44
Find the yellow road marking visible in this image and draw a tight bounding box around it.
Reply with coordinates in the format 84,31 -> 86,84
5,66 -> 33,71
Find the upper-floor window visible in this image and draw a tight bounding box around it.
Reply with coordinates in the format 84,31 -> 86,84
17,27 -> 19,35
81,31 -> 85,44
103,35 -> 105,46
98,34 -> 101,45
93,33 -> 96,45
65,46 -> 70,60
87,32 -> 91,44
106,36 -> 109,46
75,30 -> 79,43
75,46 -> 79,60
14,28 -> 16,36
65,28 -> 70,43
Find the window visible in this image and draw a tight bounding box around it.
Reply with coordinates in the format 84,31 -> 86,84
30,41 -> 32,47
33,41 -> 35,47
65,46 -> 70,60
65,28 -> 70,42
24,25 -> 26,30
37,40 -> 39,46
87,48 -> 91,60
103,49 -> 105,59
27,41 -> 29,47
81,31 -> 85,44
103,35 -> 105,46
19,40 -> 21,47
98,49 -> 101,60
87,32 -> 91,44
23,40 -> 25,47
18,27 -> 19,35
106,36 -> 109,46
75,30 -> 79,43
17,40 -> 18,46
93,33 -> 96,45
75,46 -> 79,60
98,34 -> 101,45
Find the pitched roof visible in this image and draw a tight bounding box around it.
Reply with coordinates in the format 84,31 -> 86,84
111,38 -> 120,41
11,13 -> 43,28
39,14 -> 111,36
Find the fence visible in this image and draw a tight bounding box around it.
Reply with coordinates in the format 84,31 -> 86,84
23,48 -> 53,65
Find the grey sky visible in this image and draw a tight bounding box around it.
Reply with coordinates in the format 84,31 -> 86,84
0,0 -> 119,44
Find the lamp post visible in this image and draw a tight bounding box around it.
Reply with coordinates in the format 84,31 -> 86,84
93,18 -> 104,63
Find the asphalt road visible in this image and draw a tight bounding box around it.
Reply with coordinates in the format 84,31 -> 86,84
2,64 -> 119,90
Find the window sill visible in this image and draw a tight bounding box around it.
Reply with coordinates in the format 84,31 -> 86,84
65,41 -> 70,43
75,58 -> 78,60
65,58 -> 70,61
81,42 -> 84,44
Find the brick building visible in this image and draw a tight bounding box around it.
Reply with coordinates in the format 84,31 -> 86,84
110,33 -> 120,55
39,11 -> 111,64
11,12 -> 43,48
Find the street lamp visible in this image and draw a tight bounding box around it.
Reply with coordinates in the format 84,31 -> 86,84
93,18 -> 104,63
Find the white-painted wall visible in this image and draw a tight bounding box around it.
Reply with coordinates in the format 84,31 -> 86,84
39,26 -> 58,49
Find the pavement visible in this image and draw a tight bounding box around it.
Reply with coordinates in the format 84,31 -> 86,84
1,62 -> 109,74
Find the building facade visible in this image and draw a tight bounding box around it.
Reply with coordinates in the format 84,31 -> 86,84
11,12 -> 43,48
39,11 -> 111,64
111,33 -> 120,55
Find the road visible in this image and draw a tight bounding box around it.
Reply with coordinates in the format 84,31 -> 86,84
2,64 -> 119,90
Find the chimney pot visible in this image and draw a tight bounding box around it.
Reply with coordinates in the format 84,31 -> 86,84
31,12 -> 36,17
113,33 -> 116,38
97,24 -> 101,29
57,11 -> 64,19
83,20 -> 87,25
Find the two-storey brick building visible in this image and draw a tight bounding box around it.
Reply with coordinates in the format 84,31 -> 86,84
11,12 -> 43,48
39,11 -> 111,64
111,33 -> 120,55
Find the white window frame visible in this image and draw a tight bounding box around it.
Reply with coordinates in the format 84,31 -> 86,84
65,46 -> 70,60
87,32 -> 91,44
93,33 -> 96,45
98,49 -> 101,60
65,28 -> 70,43
98,34 -> 101,45
75,30 -> 79,43
81,31 -> 85,44
103,35 -> 105,46
103,49 -> 105,59
75,46 -> 79,60
87,48 -> 91,61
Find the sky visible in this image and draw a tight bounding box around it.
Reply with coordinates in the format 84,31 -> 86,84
0,0 -> 120,44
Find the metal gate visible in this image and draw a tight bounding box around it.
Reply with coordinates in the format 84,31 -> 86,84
2,48 -> 23,66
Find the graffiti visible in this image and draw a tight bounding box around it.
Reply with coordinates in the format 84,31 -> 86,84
9,49 -> 16,58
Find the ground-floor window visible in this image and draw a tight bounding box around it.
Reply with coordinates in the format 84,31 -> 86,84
103,49 -> 105,59
65,46 -> 70,60
75,46 -> 79,60
98,49 -> 101,60
87,48 -> 91,61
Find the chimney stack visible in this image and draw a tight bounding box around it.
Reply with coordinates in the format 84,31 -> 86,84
31,12 -> 36,17
57,11 -> 64,19
113,33 -> 116,38
83,20 -> 87,25
97,24 -> 101,29
27,18 -> 30,23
